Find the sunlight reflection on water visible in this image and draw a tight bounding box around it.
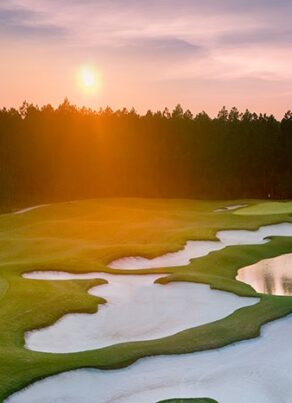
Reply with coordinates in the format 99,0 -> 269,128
237,253 -> 292,296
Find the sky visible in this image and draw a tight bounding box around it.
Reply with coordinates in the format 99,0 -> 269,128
1,0 -> 292,117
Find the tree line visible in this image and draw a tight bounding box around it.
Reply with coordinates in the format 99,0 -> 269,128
1,99 -> 292,208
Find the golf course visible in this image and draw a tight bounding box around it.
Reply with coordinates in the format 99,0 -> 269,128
3,0 -> 292,400
1,198 -> 292,402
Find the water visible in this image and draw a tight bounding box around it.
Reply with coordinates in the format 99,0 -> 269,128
237,253 -> 292,296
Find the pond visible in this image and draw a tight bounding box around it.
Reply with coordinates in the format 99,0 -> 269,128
237,253 -> 292,296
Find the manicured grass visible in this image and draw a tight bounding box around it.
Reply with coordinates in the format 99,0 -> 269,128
235,200 -> 292,215
1,198 -> 292,401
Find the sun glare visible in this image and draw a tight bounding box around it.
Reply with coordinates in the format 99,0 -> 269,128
78,65 -> 101,94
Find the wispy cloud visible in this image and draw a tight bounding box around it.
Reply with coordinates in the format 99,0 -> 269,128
0,5 -> 67,38
1,0 -> 292,116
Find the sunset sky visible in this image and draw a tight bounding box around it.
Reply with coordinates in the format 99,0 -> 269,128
1,0 -> 292,116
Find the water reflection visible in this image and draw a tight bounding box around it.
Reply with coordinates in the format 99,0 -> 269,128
236,253 -> 292,296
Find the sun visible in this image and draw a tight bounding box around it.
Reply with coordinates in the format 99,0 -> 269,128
78,65 -> 102,94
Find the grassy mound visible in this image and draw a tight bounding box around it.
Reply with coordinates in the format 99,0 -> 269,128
235,201 -> 292,215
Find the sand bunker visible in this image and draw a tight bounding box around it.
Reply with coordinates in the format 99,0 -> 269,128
109,223 -> 292,269
6,314 -> 292,403
237,253 -> 292,296
214,204 -> 247,212
14,204 -> 48,215
23,272 -> 257,353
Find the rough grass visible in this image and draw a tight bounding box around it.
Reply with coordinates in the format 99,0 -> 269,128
2,198 -> 292,401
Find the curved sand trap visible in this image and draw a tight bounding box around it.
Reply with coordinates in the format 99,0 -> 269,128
6,314 -> 292,403
237,253 -> 292,296
214,204 -> 247,212
23,272 -> 258,353
235,201 -> 292,216
109,223 -> 292,269
14,204 -> 48,215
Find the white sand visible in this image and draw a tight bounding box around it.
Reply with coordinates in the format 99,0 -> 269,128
23,222 -> 292,353
214,204 -> 248,212
6,313 -> 292,403
15,222 -> 292,401
237,253 -> 292,296
14,204 -> 48,215
24,272 -> 258,353
109,222 -> 292,269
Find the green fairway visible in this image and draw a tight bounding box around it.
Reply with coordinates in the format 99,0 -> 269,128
235,201 -> 292,215
2,198 -> 292,401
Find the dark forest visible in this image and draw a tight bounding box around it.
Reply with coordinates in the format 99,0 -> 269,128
1,99 -> 292,208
